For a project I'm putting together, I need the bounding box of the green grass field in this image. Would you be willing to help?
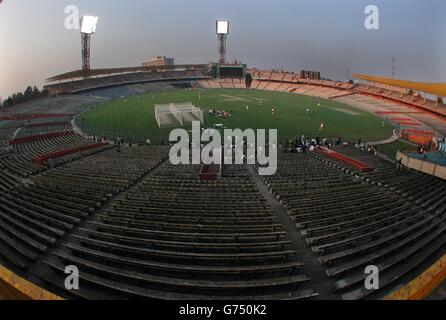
[376,140,417,159]
[77,88,394,146]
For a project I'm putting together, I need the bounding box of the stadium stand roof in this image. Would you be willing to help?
[353,74,446,97]
[46,64,209,82]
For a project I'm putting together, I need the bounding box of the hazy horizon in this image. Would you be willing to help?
[1,0,445,100]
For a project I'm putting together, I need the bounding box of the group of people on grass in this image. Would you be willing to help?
[208,108,233,119]
[283,135,338,153]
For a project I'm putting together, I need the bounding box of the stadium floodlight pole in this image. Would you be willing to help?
[80,16,99,74]
[216,20,229,64]
[81,33,91,71]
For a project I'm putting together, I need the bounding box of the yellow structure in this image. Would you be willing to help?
[0,266,62,300]
[352,74,446,97]
[386,254,446,300]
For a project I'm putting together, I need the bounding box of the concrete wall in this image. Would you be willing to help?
[397,151,446,181]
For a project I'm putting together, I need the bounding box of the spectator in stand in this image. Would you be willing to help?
[322,138,328,147]
[397,157,403,170]
[47,158,54,170]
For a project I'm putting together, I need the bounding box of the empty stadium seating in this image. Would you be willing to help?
[354,84,445,117]
[2,70,446,301]
[33,163,317,300]
[0,146,169,271]
[45,70,211,94]
[247,71,355,100]
[262,150,446,300]
[0,138,439,300]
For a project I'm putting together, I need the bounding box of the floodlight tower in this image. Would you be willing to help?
[216,20,229,64]
[80,16,99,72]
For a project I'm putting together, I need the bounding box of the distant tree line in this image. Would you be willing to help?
[0,86,48,108]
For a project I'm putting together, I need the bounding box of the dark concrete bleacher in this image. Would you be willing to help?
[1,99,446,299]
[34,163,317,300]
[262,150,446,299]
[0,146,169,276]
[2,132,446,299]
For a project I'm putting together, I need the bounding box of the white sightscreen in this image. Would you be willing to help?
[169,104,184,126]
[155,103,203,128]
[216,20,229,34]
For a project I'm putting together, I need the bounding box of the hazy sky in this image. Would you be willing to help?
[0,0,445,99]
